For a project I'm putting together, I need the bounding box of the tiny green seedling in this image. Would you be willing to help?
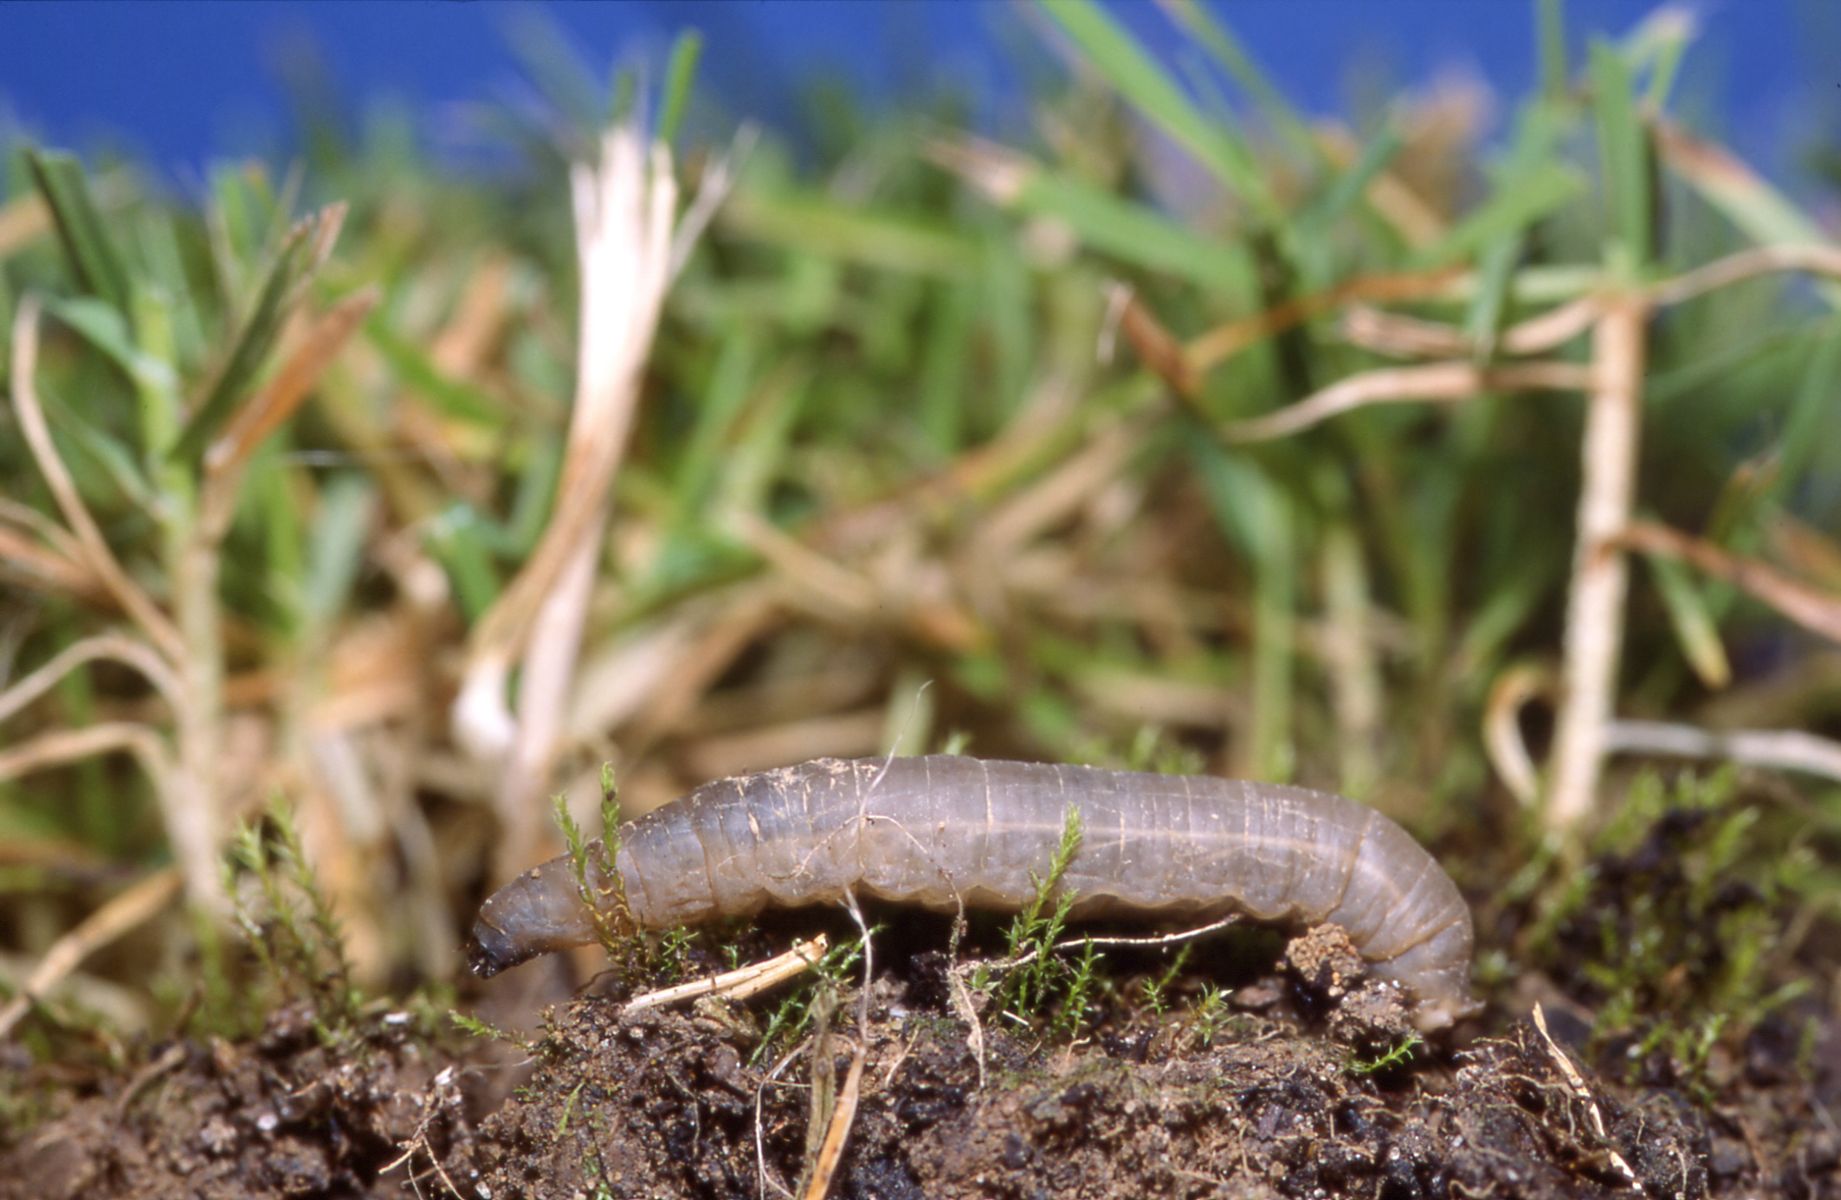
[556,1078,588,1137]
[553,762,630,958]
[450,1011,534,1053]
[1049,937,1102,1042]
[971,804,1093,1036]
[1349,1032,1422,1075]
[1187,982,1235,1048]
[222,801,362,1045]
[1139,943,1194,1018]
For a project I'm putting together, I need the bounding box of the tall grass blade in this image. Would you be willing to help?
[1155,0,1317,163]
[1645,551,1732,688]
[26,150,133,317]
[658,30,704,146]
[1536,0,1568,100]
[1037,0,1274,218]
[173,205,344,463]
[1589,40,1651,272]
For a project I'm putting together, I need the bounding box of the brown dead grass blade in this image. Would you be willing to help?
[0,867,183,1040]
[1616,520,1841,647]
[204,287,381,494]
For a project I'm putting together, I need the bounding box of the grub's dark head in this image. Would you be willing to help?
[465,915,525,978]
[465,854,607,977]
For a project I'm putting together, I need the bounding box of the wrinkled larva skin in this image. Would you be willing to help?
[468,756,1477,1031]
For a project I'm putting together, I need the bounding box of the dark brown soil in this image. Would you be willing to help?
[5,934,1835,1200]
[5,784,1836,1200]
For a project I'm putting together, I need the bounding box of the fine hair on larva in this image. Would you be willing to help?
[467,755,1478,1031]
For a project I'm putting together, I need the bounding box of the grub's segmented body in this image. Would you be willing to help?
[468,756,1476,1029]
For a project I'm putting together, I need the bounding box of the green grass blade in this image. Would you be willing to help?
[427,504,504,623]
[505,435,566,557]
[1633,12,1691,110]
[1668,144,1827,249]
[1645,325,1810,406]
[723,190,978,278]
[1464,234,1522,361]
[609,64,639,127]
[1772,317,1841,502]
[172,213,329,464]
[1298,122,1402,238]
[42,295,176,397]
[1010,166,1257,293]
[205,162,285,301]
[252,456,304,631]
[27,149,133,316]
[37,381,157,511]
[1037,0,1274,218]
[302,475,375,632]
[135,214,208,367]
[674,328,760,515]
[1417,162,1583,266]
[979,228,1032,427]
[658,29,704,146]
[1155,0,1319,164]
[1413,98,1571,272]
[1644,550,1731,689]
[364,314,504,426]
[1589,39,1651,272]
[1189,437,1296,780]
[0,274,12,390]
[919,280,977,454]
[1454,561,1547,679]
[712,365,807,519]
[505,10,606,132]
[1536,0,1568,100]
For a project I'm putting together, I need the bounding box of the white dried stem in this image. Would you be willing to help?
[1224,360,1592,443]
[1547,296,1648,832]
[456,124,691,878]
[1482,664,1553,808]
[626,935,830,1012]
[0,522,101,599]
[0,720,200,901]
[669,123,755,281]
[1646,243,1841,308]
[0,631,184,726]
[1606,720,1841,783]
[0,721,172,788]
[0,496,96,583]
[1341,295,1601,359]
[10,298,184,662]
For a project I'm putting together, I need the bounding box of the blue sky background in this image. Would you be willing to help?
[0,2,1832,183]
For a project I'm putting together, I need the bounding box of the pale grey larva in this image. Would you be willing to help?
[467,756,1476,1030]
